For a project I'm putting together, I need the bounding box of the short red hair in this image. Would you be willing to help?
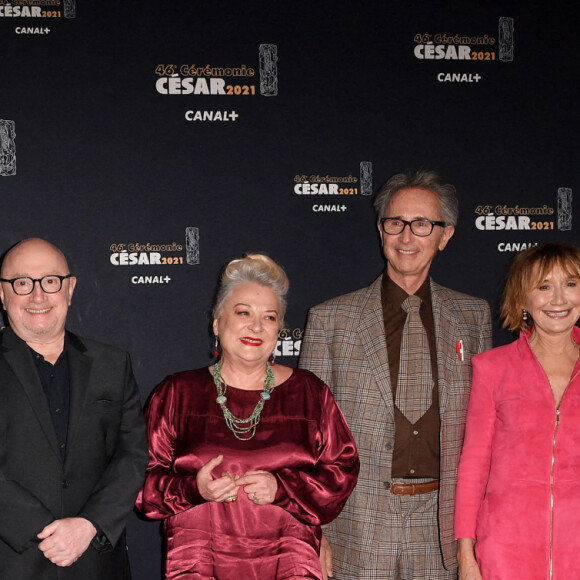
[500,242,580,334]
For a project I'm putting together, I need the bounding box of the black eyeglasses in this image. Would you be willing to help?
[0,274,72,295]
[379,218,447,237]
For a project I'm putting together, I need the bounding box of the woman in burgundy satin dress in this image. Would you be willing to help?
[137,254,359,579]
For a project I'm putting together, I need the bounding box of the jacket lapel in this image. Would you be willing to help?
[357,276,395,413]
[431,280,459,415]
[1,328,62,459]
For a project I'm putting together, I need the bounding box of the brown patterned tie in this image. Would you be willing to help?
[396,295,434,424]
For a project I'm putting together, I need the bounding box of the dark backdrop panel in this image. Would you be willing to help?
[0,2,577,578]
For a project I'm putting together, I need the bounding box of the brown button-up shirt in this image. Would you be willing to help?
[381,274,440,479]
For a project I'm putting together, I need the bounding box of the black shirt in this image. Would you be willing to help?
[31,345,70,460]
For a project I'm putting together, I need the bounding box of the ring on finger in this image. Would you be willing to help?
[225,495,238,503]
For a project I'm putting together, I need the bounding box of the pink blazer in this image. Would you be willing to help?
[455,326,580,579]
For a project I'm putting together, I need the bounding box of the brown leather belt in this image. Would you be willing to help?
[390,480,439,495]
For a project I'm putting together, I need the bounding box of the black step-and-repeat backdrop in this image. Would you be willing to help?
[1,2,576,577]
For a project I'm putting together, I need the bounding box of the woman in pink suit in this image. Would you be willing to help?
[455,242,580,580]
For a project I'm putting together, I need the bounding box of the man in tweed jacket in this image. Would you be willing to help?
[300,171,492,579]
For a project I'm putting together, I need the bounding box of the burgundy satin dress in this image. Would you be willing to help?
[137,367,359,580]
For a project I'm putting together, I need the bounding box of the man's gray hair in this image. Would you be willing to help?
[373,170,459,226]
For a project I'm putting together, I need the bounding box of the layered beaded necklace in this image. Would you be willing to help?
[212,360,276,441]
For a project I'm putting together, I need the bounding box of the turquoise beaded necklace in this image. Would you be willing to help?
[212,360,276,441]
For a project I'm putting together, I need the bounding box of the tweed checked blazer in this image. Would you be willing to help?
[299,275,492,575]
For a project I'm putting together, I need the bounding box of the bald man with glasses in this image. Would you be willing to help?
[0,238,148,580]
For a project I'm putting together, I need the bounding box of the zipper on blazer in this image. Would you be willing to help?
[549,408,559,580]
[548,369,579,580]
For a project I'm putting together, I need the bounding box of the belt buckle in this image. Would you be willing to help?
[390,481,410,495]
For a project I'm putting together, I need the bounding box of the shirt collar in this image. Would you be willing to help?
[382,271,432,311]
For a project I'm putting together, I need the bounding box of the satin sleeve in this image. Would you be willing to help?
[454,355,496,539]
[136,377,203,519]
[273,383,359,526]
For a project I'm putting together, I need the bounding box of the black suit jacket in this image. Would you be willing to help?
[0,327,148,580]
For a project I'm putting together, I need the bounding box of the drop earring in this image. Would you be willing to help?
[522,309,528,322]
[213,336,219,357]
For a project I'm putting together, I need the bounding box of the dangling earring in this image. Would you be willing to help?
[522,309,528,322]
[213,336,219,357]
[270,351,276,366]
